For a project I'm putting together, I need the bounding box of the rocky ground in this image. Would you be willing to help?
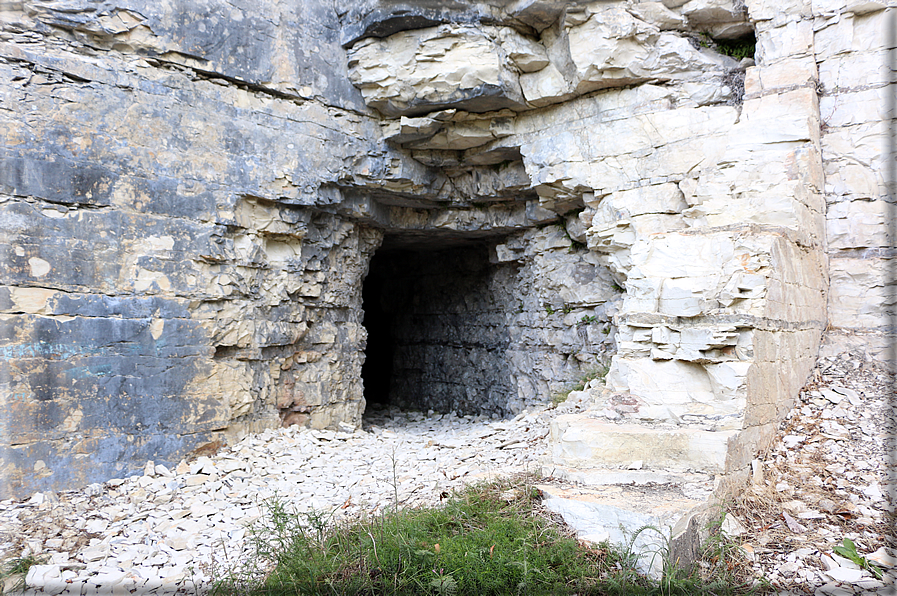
[0,351,894,595]
[0,407,556,594]
[727,350,896,595]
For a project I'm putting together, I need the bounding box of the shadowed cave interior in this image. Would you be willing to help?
[361,234,519,418]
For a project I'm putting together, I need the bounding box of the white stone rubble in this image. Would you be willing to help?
[0,349,892,594]
[0,407,554,594]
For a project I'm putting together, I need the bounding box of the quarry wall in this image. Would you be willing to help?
[0,0,892,498]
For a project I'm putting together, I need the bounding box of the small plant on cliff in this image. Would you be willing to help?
[551,364,610,407]
[696,31,756,60]
[715,38,756,60]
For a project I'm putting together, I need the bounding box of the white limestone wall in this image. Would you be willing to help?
[811,2,895,358]
[527,13,828,471]
[344,0,838,476]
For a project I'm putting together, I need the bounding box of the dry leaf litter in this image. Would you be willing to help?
[727,350,895,594]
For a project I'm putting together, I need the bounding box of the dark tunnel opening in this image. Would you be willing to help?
[360,235,518,418]
[360,252,394,410]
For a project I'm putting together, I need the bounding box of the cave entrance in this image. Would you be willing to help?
[361,235,517,418]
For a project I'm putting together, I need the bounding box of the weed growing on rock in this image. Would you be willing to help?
[698,509,763,589]
[714,38,756,61]
[695,32,756,60]
[551,365,610,406]
[833,538,883,579]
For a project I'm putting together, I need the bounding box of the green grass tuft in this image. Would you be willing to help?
[0,554,44,593]
[698,32,756,60]
[715,39,755,60]
[213,476,765,596]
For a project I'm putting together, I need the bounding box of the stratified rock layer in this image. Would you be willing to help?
[0,0,891,498]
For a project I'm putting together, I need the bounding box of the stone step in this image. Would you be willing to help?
[535,481,711,578]
[542,413,727,577]
[541,464,716,500]
[549,413,738,474]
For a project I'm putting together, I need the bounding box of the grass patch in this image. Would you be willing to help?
[0,554,43,593]
[213,476,764,596]
[715,39,755,60]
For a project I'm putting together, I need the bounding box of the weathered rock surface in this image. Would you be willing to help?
[347,24,528,116]
[0,0,891,504]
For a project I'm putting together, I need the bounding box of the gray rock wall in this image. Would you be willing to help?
[0,0,404,497]
[0,0,890,497]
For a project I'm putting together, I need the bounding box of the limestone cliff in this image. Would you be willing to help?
[0,0,891,498]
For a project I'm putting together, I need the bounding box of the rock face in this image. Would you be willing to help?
[0,0,890,498]
[347,24,529,116]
